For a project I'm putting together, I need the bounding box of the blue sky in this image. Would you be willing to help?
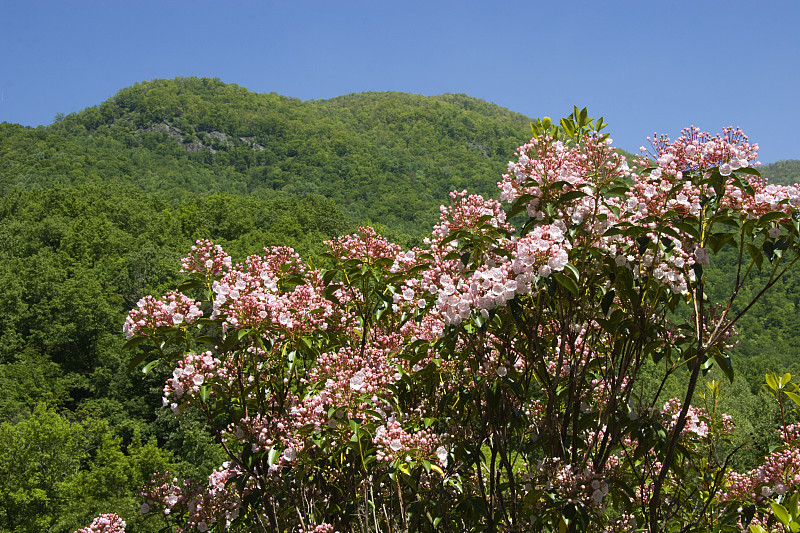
[1,1,799,163]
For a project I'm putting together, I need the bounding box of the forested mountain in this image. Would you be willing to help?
[760,158,800,185]
[2,77,535,234]
[0,77,798,531]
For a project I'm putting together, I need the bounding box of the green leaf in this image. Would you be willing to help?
[267,447,280,467]
[122,335,149,351]
[559,190,589,204]
[141,359,160,376]
[553,272,579,296]
[606,185,630,196]
[746,243,764,270]
[788,493,799,520]
[735,167,761,176]
[759,211,788,226]
[127,349,152,372]
[176,278,202,292]
[785,390,800,408]
[601,290,615,316]
[674,221,701,241]
[771,501,791,525]
[741,504,756,528]
[563,262,580,281]
[713,352,735,384]
[707,232,734,254]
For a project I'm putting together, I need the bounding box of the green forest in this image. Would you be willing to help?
[1,77,799,532]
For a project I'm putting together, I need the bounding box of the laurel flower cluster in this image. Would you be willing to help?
[180,239,232,275]
[661,398,733,439]
[211,263,336,335]
[73,514,126,533]
[723,444,800,503]
[138,470,240,532]
[431,190,511,240]
[300,525,337,533]
[123,291,202,340]
[373,419,441,464]
[325,226,401,264]
[162,351,224,413]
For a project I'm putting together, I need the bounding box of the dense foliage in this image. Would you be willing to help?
[114,110,800,531]
[0,77,799,531]
[760,160,800,187]
[2,77,535,234]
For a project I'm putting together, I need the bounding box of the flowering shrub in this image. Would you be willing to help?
[107,108,800,532]
[73,513,126,533]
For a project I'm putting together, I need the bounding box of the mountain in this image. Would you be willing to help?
[760,159,800,185]
[2,77,535,235]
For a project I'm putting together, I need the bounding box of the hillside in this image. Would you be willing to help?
[760,158,800,185]
[1,77,534,235]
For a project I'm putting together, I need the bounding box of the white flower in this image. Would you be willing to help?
[140,503,150,514]
[719,163,732,176]
[436,446,448,467]
[283,447,296,461]
[694,246,710,267]
[390,439,402,452]
[349,370,366,391]
[496,366,508,377]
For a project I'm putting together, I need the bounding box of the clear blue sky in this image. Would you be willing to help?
[2,0,799,163]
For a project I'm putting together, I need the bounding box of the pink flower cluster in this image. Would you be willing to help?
[180,239,233,275]
[637,126,800,229]
[139,469,241,532]
[431,190,511,240]
[210,254,338,335]
[373,419,440,464]
[300,524,337,533]
[73,514,126,533]
[325,226,401,264]
[228,412,292,455]
[297,343,398,430]
[123,291,202,340]
[520,458,612,511]
[163,351,230,413]
[643,126,758,175]
[660,398,734,439]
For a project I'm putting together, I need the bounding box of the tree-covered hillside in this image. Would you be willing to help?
[2,77,535,234]
[760,158,800,185]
